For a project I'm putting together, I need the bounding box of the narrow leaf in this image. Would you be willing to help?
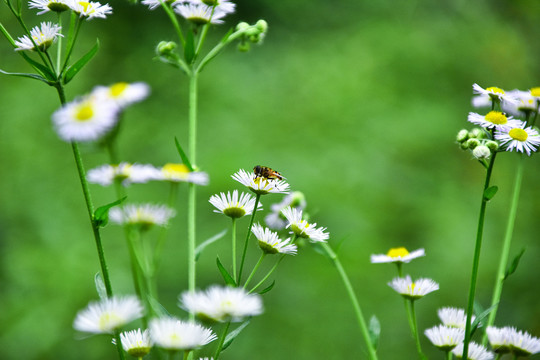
[197,28,234,73]
[174,137,194,171]
[195,229,227,261]
[19,52,57,82]
[368,315,381,349]
[184,30,195,64]
[147,296,172,317]
[94,196,127,227]
[471,302,497,335]
[0,69,50,84]
[222,320,250,351]
[483,186,498,201]
[504,248,526,280]
[216,256,236,286]
[63,39,99,84]
[94,272,107,300]
[258,280,275,294]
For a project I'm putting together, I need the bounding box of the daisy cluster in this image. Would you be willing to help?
[486,326,540,357]
[52,82,150,143]
[142,0,235,25]
[424,307,473,353]
[458,84,540,159]
[28,0,112,18]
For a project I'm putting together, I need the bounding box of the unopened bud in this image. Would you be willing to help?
[473,145,491,159]
[255,19,268,33]
[485,140,499,152]
[466,138,480,150]
[236,22,250,32]
[156,41,177,55]
[289,191,307,208]
[469,128,485,139]
[456,129,469,143]
[237,41,250,52]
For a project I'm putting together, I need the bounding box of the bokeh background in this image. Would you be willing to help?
[1,0,540,359]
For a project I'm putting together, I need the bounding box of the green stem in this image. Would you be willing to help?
[187,72,198,308]
[160,1,185,46]
[248,254,284,294]
[237,194,261,284]
[243,253,265,289]
[409,300,426,360]
[56,13,63,71]
[462,152,497,358]
[483,155,524,345]
[213,321,231,360]
[113,331,126,360]
[231,218,237,280]
[321,243,378,360]
[60,16,83,76]
[446,350,452,360]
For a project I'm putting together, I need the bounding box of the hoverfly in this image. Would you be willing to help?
[253,165,284,180]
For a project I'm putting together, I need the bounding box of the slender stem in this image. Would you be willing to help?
[248,254,285,294]
[60,16,83,76]
[483,155,524,345]
[160,1,185,46]
[56,13,63,71]
[243,253,265,289]
[321,243,378,360]
[187,72,198,307]
[446,350,452,360]
[403,298,416,336]
[462,152,497,358]
[231,218,237,280]
[195,28,247,74]
[237,194,261,284]
[113,332,126,360]
[409,300,426,360]
[213,321,231,360]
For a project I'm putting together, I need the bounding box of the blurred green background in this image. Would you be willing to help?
[1,0,540,359]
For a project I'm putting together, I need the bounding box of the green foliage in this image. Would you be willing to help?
[504,248,526,280]
[63,39,100,85]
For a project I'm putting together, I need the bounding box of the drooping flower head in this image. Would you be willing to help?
[155,163,209,185]
[119,329,153,358]
[467,111,521,132]
[472,84,517,106]
[265,191,306,230]
[487,326,540,357]
[388,275,439,300]
[370,247,425,264]
[232,168,290,195]
[424,325,465,351]
[92,82,150,109]
[29,0,74,14]
[179,285,263,323]
[251,223,297,255]
[438,307,474,330]
[71,0,112,19]
[281,206,329,242]
[149,317,216,351]
[209,190,262,218]
[52,95,119,142]
[173,2,228,24]
[109,203,176,230]
[452,342,494,360]
[495,124,540,156]
[73,296,144,334]
[88,163,159,187]
[14,22,63,52]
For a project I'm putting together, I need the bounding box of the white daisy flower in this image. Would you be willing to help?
[119,329,153,358]
[265,192,306,230]
[370,247,425,264]
[141,0,175,9]
[92,82,150,109]
[424,325,465,351]
[486,326,513,354]
[72,0,112,19]
[509,328,540,357]
[281,206,329,243]
[252,223,297,255]
[154,163,209,185]
[149,317,216,351]
[495,124,540,156]
[109,203,176,229]
[88,163,159,187]
[452,342,494,360]
[502,89,538,117]
[467,111,521,131]
[14,22,63,52]
[173,2,228,24]
[73,296,143,334]
[438,307,474,330]
[232,169,290,195]
[388,275,439,300]
[209,190,262,218]
[51,96,119,142]
[183,0,235,14]
[29,0,73,14]
[179,285,263,323]
[473,83,517,105]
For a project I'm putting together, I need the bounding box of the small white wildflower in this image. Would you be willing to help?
[438,307,474,330]
[388,275,439,300]
[232,169,290,195]
[72,0,112,19]
[149,317,216,351]
[252,223,297,255]
[14,22,63,52]
[472,84,517,105]
[92,82,150,109]
[495,124,540,156]
[424,325,465,351]
[87,163,159,186]
[173,2,228,24]
[209,190,262,218]
[29,0,74,14]
[281,206,329,242]
[467,111,521,132]
[119,329,153,357]
[452,342,494,360]
[155,163,209,185]
[73,296,143,334]
[109,204,176,229]
[370,247,425,264]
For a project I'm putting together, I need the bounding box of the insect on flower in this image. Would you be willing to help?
[253,165,284,180]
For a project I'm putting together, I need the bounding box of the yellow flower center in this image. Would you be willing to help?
[410,283,416,292]
[509,128,528,142]
[75,102,94,121]
[530,87,540,97]
[485,111,507,125]
[110,82,128,98]
[386,247,409,258]
[163,163,189,174]
[98,311,121,331]
[486,86,505,95]
[78,1,90,11]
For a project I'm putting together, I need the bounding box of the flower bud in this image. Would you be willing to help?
[466,138,480,150]
[237,41,250,52]
[469,128,485,139]
[473,145,491,159]
[289,191,307,208]
[255,20,268,33]
[236,22,250,32]
[156,41,177,55]
[456,129,469,143]
[485,140,499,152]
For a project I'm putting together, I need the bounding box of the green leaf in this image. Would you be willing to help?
[222,320,250,351]
[94,272,107,300]
[94,196,127,227]
[174,137,194,171]
[184,30,195,64]
[504,248,526,280]
[258,280,275,294]
[197,28,234,73]
[216,256,236,286]
[483,186,498,201]
[0,68,51,84]
[368,315,381,349]
[19,52,57,82]
[147,296,172,317]
[63,39,99,85]
[471,302,497,336]
[195,229,227,261]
